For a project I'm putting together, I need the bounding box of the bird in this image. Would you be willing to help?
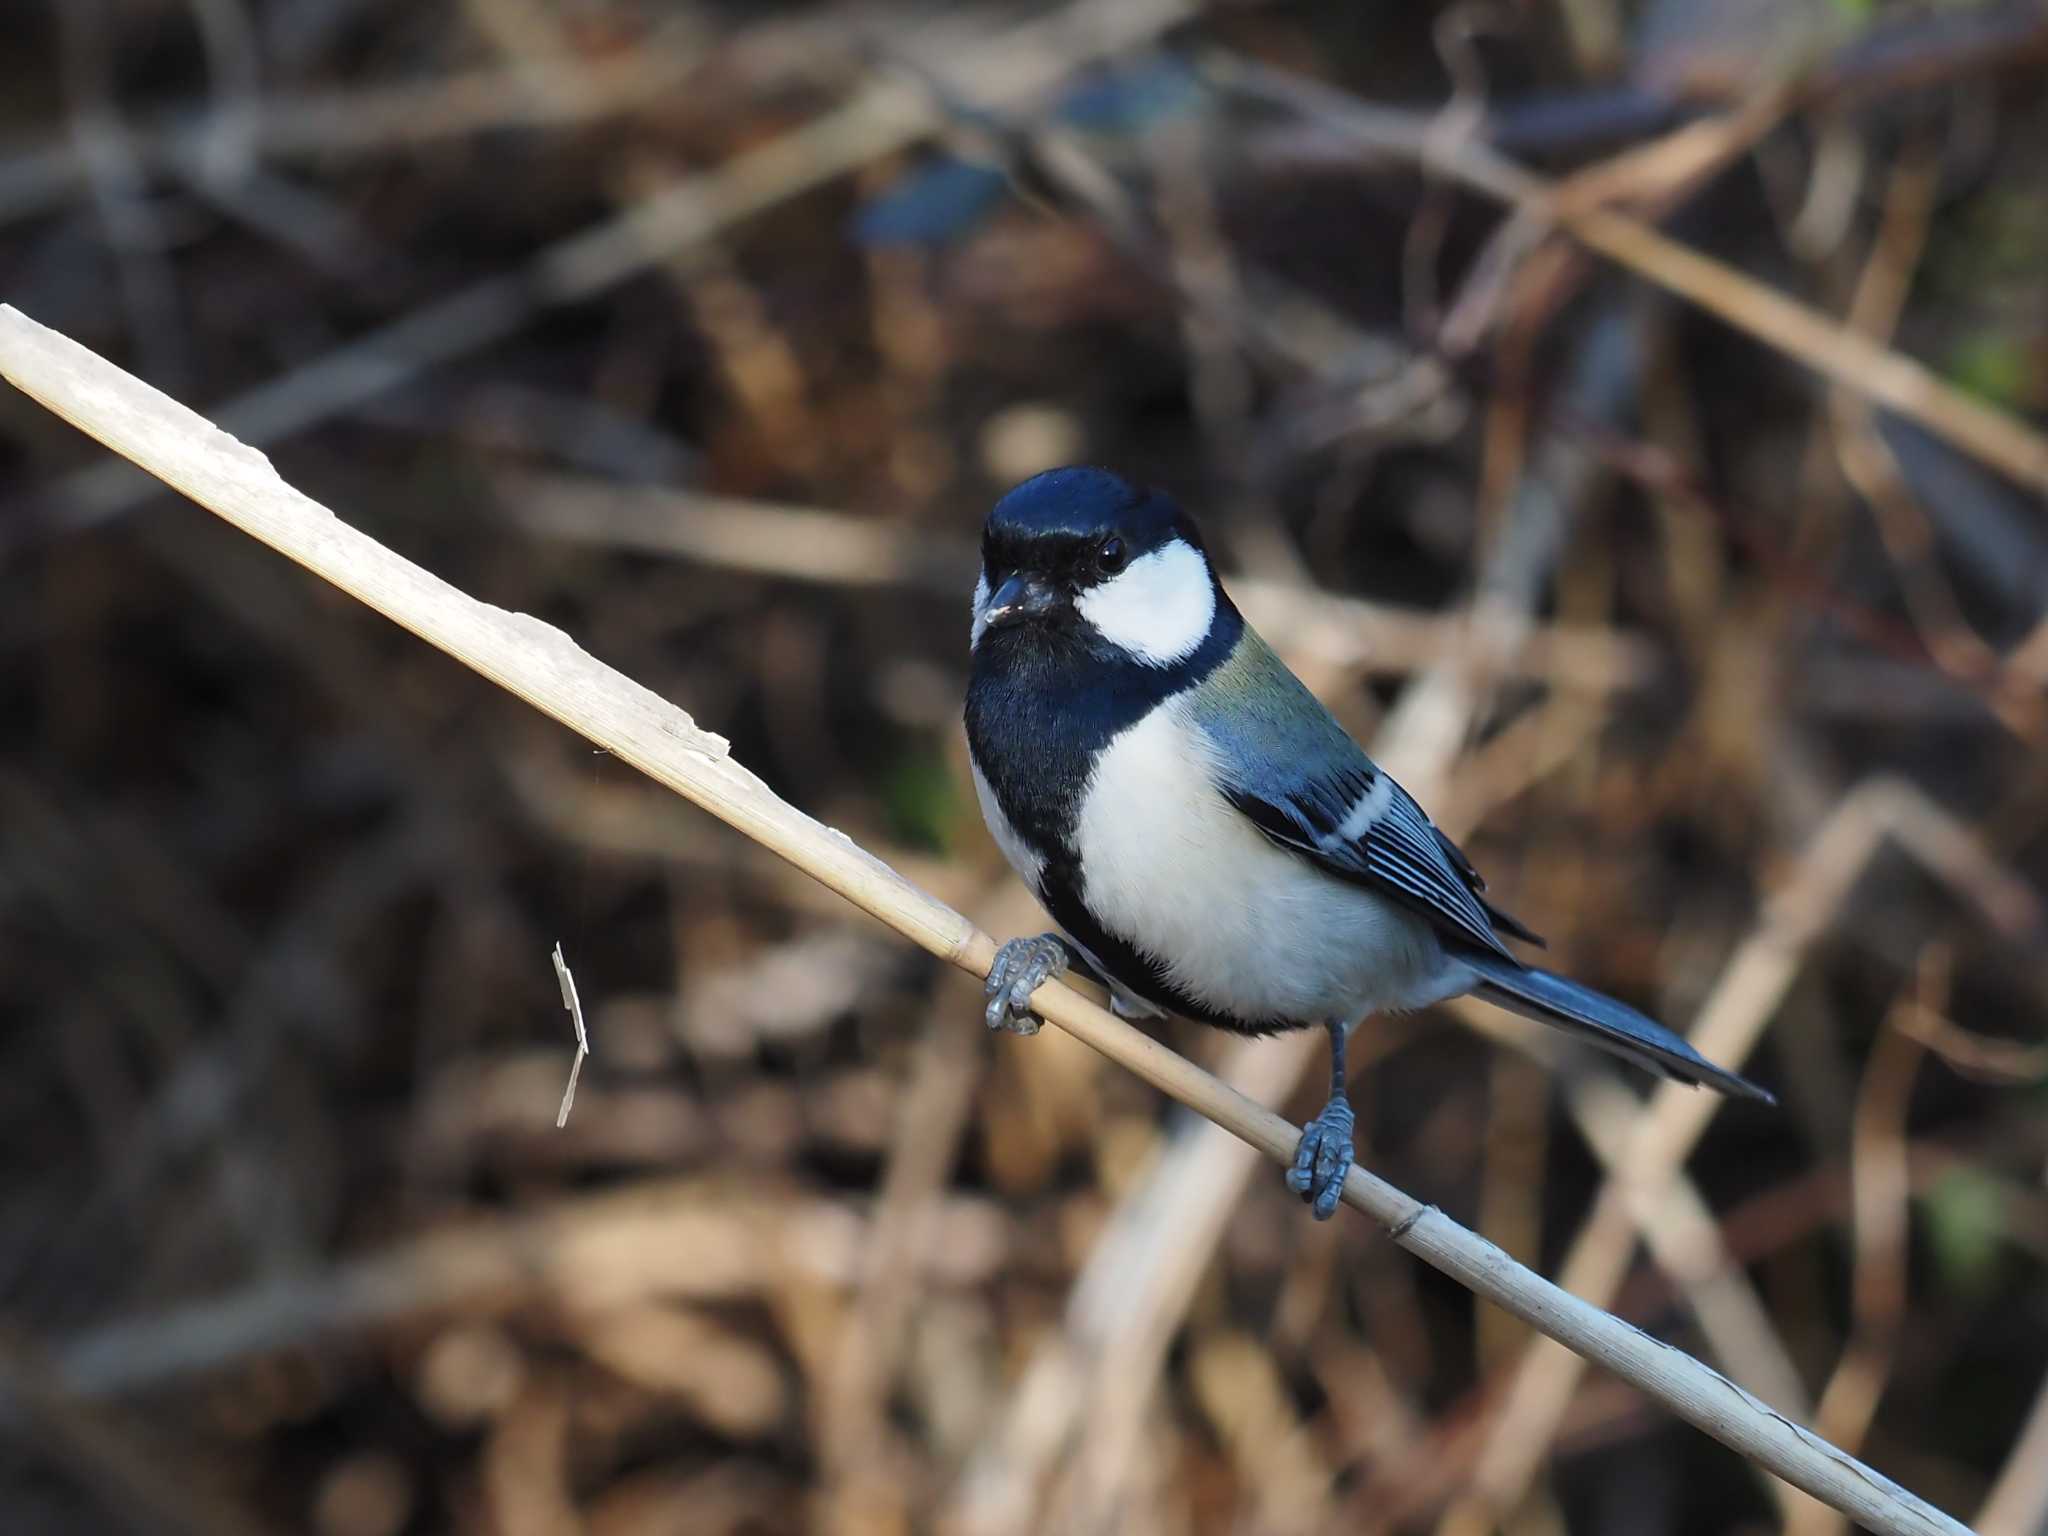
[963,466,1772,1219]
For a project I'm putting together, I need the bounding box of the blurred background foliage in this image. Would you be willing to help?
[2,1,2047,1534]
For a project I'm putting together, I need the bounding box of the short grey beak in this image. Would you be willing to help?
[981,573,1059,627]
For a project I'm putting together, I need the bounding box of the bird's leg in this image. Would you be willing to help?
[1286,1018,1356,1220]
[984,933,1070,1035]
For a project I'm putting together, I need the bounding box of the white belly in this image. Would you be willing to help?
[1073,702,1467,1026]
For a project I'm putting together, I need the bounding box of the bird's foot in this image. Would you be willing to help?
[1286,1093,1356,1220]
[984,934,1068,1036]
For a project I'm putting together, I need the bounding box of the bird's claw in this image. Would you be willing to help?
[984,934,1068,1036]
[1286,1093,1356,1221]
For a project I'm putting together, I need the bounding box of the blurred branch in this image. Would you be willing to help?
[500,470,1660,691]
[0,305,1979,1536]
[1212,54,2048,495]
[40,1176,1010,1403]
[878,36,1453,450]
[1440,78,1793,363]
[0,13,711,226]
[1565,409,2041,736]
[0,1332,279,1536]
[1487,0,2048,155]
[1828,143,2043,738]
[1978,1362,2048,1536]
[1892,1002,2048,1085]
[28,0,1204,539]
[1564,1071,1814,1416]
[816,966,990,1524]
[57,0,190,387]
[1783,972,1930,1536]
[1441,775,2043,1530]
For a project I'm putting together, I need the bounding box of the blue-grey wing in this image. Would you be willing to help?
[1186,629,1541,958]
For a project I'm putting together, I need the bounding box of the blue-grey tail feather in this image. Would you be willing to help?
[1459,951,1775,1104]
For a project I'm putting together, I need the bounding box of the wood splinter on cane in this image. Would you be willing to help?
[551,942,589,1129]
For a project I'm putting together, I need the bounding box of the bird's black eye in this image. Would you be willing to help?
[1096,536,1128,575]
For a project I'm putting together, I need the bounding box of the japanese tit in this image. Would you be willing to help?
[963,466,1770,1219]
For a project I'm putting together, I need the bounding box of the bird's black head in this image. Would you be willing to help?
[972,467,1223,669]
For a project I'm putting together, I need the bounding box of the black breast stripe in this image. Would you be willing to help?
[965,601,1279,1031]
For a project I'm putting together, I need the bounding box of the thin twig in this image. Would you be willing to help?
[0,304,1976,1536]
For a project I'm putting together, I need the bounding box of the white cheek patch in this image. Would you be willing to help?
[1074,539,1215,667]
[970,571,992,649]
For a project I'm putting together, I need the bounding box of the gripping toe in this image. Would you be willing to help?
[984,934,1068,1036]
[1287,1094,1356,1220]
